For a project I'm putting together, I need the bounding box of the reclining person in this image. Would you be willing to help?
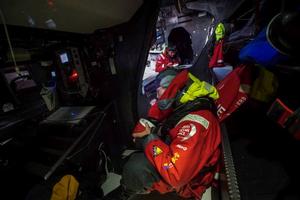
[105,69,221,200]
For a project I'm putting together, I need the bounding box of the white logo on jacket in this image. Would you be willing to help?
[176,144,188,151]
[177,123,197,141]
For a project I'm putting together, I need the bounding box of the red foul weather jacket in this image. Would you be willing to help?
[208,39,224,68]
[143,70,221,199]
[155,52,181,73]
[144,110,221,199]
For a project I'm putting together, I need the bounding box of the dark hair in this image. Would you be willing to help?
[167,43,177,51]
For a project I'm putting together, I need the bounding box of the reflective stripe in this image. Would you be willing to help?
[203,82,213,92]
[176,114,209,129]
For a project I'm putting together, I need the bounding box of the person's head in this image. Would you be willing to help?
[155,69,219,109]
[155,68,178,99]
[166,44,177,58]
[150,69,219,121]
[156,86,166,99]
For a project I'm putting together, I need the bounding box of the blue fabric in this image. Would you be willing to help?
[212,65,233,81]
[239,28,287,67]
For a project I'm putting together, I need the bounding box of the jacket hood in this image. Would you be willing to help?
[148,70,219,121]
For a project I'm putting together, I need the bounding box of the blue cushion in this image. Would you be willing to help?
[239,28,287,67]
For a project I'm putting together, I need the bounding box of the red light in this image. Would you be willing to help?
[69,69,79,82]
[48,0,54,8]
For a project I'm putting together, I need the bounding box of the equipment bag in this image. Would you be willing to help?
[50,175,79,200]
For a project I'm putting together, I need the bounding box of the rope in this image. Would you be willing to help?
[0,8,20,74]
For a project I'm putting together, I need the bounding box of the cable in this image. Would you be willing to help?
[0,8,20,74]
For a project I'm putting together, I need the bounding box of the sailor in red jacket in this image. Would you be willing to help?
[155,44,181,73]
[104,69,221,200]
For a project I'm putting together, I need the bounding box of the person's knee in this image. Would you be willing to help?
[121,153,160,191]
[122,153,149,178]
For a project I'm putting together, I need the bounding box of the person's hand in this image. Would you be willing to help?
[149,98,157,106]
[132,123,151,139]
[170,63,179,67]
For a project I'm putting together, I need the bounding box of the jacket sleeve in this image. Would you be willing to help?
[143,113,221,188]
[155,54,166,73]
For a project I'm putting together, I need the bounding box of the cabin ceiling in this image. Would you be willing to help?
[0,0,143,33]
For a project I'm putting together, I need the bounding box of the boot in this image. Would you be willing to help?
[102,185,135,200]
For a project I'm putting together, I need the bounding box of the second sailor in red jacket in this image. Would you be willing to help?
[155,44,181,73]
